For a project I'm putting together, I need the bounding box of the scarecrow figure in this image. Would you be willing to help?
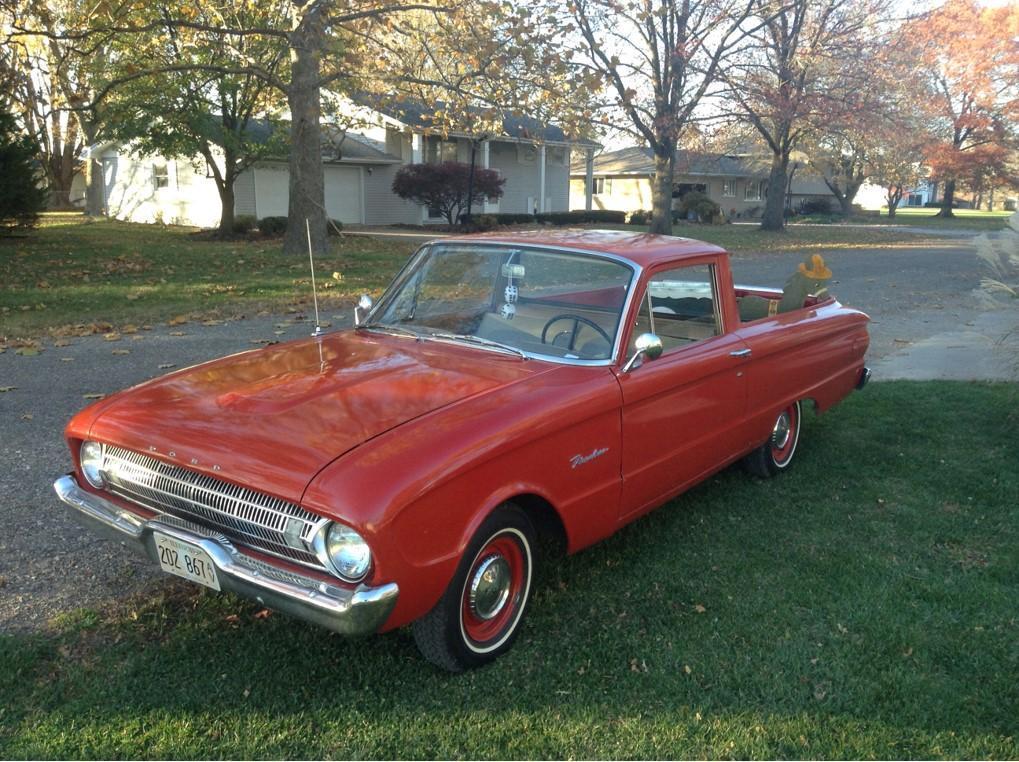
[738,254,833,321]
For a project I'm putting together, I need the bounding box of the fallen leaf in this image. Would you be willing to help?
[103,332,121,342]
[683,664,692,675]
[169,331,186,337]
[53,338,70,347]
[21,413,33,420]
[158,363,176,369]
[201,319,224,326]
[111,349,130,355]
[168,315,188,326]
[243,687,251,699]
[0,386,15,393]
[693,604,706,614]
[224,614,240,624]
[15,347,40,356]
[60,357,74,362]
[122,324,138,334]
[83,393,105,399]
[253,608,272,620]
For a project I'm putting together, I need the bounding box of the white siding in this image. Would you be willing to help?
[101,150,223,228]
[489,141,541,215]
[253,161,363,223]
[234,170,257,217]
[364,164,421,225]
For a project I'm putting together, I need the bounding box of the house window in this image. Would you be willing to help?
[516,143,538,165]
[744,180,763,201]
[426,138,458,164]
[153,162,169,189]
[593,177,611,195]
[722,179,736,197]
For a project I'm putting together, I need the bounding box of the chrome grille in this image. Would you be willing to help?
[101,445,326,570]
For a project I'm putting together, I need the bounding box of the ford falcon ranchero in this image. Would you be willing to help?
[55,230,870,671]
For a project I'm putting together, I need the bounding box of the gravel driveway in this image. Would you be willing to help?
[1,230,1014,633]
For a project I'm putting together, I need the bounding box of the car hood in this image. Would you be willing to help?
[87,330,549,503]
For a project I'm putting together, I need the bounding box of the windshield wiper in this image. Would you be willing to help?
[358,322,423,340]
[432,332,528,360]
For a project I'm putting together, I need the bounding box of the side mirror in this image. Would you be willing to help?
[354,294,373,327]
[622,333,663,373]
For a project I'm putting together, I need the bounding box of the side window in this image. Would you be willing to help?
[630,264,721,354]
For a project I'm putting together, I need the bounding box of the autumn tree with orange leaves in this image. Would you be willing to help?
[905,0,1019,218]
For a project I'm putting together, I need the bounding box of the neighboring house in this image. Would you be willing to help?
[570,146,876,218]
[96,102,596,228]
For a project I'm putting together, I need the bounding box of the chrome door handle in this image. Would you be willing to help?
[730,348,752,358]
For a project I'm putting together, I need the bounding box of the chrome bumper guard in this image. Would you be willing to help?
[857,366,872,390]
[53,475,398,636]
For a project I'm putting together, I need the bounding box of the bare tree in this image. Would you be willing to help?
[722,0,890,230]
[556,0,762,235]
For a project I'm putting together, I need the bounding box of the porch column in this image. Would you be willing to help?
[584,148,594,211]
[481,140,497,213]
[539,143,546,214]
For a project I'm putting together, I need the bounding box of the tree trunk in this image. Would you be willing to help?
[217,183,236,236]
[760,152,788,231]
[937,179,956,218]
[282,4,327,256]
[84,155,105,216]
[649,150,674,235]
[987,188,994,211]
[837,192,853,217]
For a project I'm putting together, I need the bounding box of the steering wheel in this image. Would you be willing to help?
[540,314,613,351]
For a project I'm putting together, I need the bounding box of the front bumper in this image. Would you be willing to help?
[53,475,398,636]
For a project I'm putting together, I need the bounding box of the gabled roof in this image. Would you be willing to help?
[570,146,771,178]
[355,95,599,148]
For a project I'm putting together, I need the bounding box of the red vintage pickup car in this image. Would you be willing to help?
[55,230,869,671]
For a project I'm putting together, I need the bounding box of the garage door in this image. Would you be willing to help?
[253,163,363,224]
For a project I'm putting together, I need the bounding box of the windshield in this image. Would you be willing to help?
[370,243,635,361]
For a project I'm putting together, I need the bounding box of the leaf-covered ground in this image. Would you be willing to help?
[2,381,1017,758]
[2,213,956,339]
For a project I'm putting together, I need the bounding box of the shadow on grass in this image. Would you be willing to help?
[2,382,1018,758]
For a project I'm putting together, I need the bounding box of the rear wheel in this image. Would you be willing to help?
[412,504,536,672]
[743,400,802,478]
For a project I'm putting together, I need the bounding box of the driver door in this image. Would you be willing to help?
[615,260,749,519]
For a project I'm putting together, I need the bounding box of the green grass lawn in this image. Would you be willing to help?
[2,381,1017,758]
[2,213,965,340]
[795,208,1011,231]
[0,214,417,340]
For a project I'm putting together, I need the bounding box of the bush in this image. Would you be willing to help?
[535,209,627,225]
[258,216,288,235]
[392,162,505,226]
[677,191,721,223]
[327,218,344,236]
[0,111,47,234]
[799,198,833,215]
[490,213,535,225]
[628,209,650,225]
[232,215,257,234]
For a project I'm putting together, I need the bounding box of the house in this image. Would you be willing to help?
[96,103,597,228]
[570,146,866,218]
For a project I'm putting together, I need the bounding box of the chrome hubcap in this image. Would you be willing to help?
[772,412,791,449]
[468,554,511,620]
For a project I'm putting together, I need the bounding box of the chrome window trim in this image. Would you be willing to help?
[367,241,644,367]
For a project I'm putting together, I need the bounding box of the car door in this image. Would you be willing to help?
[615,260,750,520]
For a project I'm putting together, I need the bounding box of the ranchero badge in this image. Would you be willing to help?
[570,447,609,469]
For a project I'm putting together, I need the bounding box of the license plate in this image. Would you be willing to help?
[154,532,220,591]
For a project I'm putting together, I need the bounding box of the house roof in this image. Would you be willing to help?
[355,96,599,148]
[570,146,771,178]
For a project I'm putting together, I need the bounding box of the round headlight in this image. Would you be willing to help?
[322,522,371,582]
[79,440,105,489]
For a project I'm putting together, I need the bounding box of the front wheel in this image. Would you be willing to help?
[743,400,802,478]
[412,504,537,672]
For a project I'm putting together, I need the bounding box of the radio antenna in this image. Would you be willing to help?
[305,218,322,337]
